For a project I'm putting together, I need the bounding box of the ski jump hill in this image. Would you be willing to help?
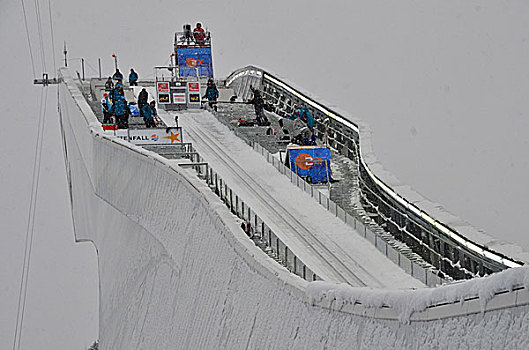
[59,64,529,348]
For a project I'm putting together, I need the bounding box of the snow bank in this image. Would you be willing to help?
[59,69,529,348]
[307,265,529,323]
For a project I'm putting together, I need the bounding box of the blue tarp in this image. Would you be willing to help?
[129,104,140,117]
[288,146,332,183]
[177,47,214,78]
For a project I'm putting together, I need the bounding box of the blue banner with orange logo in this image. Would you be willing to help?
[177,47,213,78]
[287,146,332,183]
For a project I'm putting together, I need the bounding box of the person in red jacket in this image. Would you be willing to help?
[193,22,206,45]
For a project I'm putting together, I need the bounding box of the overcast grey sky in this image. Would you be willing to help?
[2,0,529,348]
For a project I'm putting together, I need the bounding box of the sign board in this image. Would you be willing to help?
[177,47,214,78]
[187,82,200,92]
[172,92,186,104]
[157,82,171,104]
[187,81,201,107]
[287,146,332,183]
[103,127,183,145]
[157,82,170,93]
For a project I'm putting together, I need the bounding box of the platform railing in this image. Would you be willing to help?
[225,66,525,281]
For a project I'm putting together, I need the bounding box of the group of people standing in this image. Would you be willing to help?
[101,68,157,129]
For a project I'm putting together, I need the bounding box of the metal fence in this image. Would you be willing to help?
[178,144,320,283]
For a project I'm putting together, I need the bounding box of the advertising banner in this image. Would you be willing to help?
[287,146,332,183]
[157,82,170,104]
[172,92,186,104]
[177,47,213,78]
[187,81,201,107]
[103,127,183,145]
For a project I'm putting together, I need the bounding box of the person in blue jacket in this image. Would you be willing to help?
[142,101,157,128]
[112,69,123,81]
[288,106,314,131]
[110,82,124,103]
[129,68,138,86]
[203,79,219,111]
[298,106,314,131]
[111,96,128,129]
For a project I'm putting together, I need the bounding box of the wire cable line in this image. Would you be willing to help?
[12,86,50,350]
[47,0,57,76]
[34,0,47,72]
[20,0,37,78]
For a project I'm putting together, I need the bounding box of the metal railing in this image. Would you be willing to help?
[248,140,441,286]
[172,143,320,283]
[225,66,525,282]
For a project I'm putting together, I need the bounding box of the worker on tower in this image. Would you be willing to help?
[193,22,206,45]
[112,69,123,81]
[246,87,270,126]
[101,93,112,123]
[129,68,138,86]
[203,78,219,111]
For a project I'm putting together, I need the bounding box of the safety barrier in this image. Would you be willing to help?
[225,66,526,281]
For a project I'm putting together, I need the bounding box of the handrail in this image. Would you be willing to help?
[225,65,526,280]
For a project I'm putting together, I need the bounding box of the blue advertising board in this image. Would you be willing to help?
[177,47,214,78]
[287,146,332,183]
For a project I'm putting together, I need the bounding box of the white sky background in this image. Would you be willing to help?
[2,0,529,348]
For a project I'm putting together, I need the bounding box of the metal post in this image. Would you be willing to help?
[171,52,176,79]
[98,58,102,79]
[112,53,118,70]
[325,159,331,192]
[63,42,67,67]
[81,58,85,80]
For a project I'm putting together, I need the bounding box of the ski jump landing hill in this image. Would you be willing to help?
[59,66,529,349]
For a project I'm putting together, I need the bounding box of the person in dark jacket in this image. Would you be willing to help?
[138,88,148,118]
[142,101,157,128]
[246,87,269,126]
[111,96,128,129]
[203,79,219,111]
[105,77,114,91]
[101,93,112,123]
[112,69,123,81]
[129,69,138,86]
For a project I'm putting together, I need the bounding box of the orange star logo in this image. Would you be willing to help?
[163,131,180,144]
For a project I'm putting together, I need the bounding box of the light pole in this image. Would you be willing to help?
[112,52,118,71]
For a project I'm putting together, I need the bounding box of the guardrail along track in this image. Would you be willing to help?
[225,66,525,281]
